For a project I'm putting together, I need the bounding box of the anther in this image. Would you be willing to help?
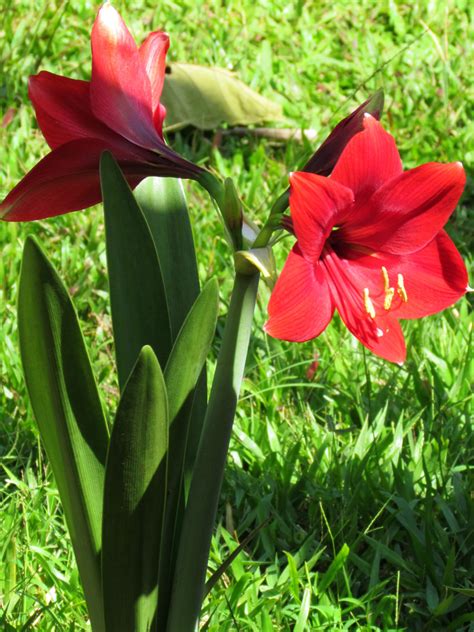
[363,288,376,319]
[384,287,395,310]
[397,273,408,302]
[381,266,390,292]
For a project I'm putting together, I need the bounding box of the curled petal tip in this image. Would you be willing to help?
[97,2,122,29]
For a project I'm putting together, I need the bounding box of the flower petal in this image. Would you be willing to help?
[265,245,334,342]
[342,311,406,363]
[90,3,160,150]
[0,139,150,221]
[339,232,468,319]
[394,231,468,318]
[139,31,169,134]
[343,162,466,254]
[320,247,406,363]
[331,115,402,201]
[303,90,384,176]
[289,172,354,260]
[29,71,128,149]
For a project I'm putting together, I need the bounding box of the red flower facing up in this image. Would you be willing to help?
[265,115,468,363]
[1,3,203,222]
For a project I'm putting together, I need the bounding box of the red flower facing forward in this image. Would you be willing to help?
[1,3,204,221]
[265,115,468,363]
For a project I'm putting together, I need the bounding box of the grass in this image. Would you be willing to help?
[1,0,473,630]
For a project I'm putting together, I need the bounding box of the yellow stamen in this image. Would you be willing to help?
[381,266,390,292]
[397,273,408,302]
[363,288,376,319]
[384,287,395,310]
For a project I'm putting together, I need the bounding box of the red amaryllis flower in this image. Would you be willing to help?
[265,115,468,363]
[1,3,204,221]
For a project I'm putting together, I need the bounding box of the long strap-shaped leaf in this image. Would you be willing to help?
[102,346,168,632]
[135,177,213,627]
[167,271,259,632]
[134,177,200,335]
[164,278,218,423]
[134,176,208,488]
[100,153,172,389]
[18,236,108,632]
[155,279,219,627]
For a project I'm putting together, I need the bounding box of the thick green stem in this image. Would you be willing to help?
[166,271,260,632]
[198,171,225,211]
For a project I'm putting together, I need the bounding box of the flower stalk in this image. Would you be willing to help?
[166,271,260,632]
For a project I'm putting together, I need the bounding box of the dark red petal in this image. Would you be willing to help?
[303,90,384,176]
[139,31,169,134]
[344,162,466,254]
[265,245,334,342]
[331,115,402,201]
[28,72,116,149]
[90,4,161,150]
[0,139,149,221]
[28,72,178,166]
[289,172,354,260]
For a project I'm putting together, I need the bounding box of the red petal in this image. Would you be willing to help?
[341,311,407,363]
[289,172,354,260]
[29,71,127,149]
[90,4,161,150]
[320,247,406,363]
[395,231,468,318]
[265,245,334,342]
[139,31,169,134]
[342,232,467,319]
[344,162,466,254]
[0,139,147,221]
[331,115,402,201]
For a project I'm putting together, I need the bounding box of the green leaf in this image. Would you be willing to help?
[102,346,168,632]
[135,174,208,496]
[154,279,219,628]
[133,177,200,337]
[100,153,172,389]
[317,544,350,594]
[164,278,219,424]
[18,236,108,632]
[162,63,283,131]
[204,518,270,598]
[294,587,311,632]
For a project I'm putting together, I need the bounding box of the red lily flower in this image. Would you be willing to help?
[265,115,468,363]
[1,3,204,222]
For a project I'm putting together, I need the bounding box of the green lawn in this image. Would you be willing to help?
[1,0,473,630]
